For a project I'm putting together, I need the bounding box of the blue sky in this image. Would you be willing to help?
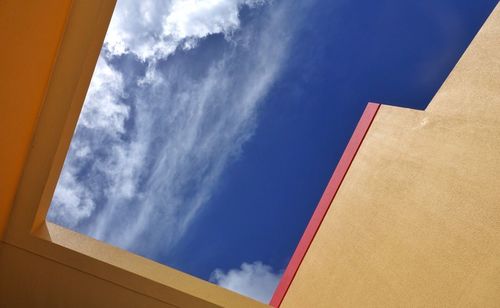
[48,0,498,303]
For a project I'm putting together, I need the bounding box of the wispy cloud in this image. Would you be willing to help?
[48,0,296,259]
[210,261,281,303]
[105,0,267,61]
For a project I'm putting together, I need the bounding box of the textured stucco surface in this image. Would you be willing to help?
[282,3,500,307]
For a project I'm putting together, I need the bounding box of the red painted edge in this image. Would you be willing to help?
[269,102,381,307]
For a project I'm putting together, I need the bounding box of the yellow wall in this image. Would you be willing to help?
[282,3,500,307]
[0,1,267,307]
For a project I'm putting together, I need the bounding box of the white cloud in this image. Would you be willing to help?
[210,262,281,303]
[48,0,296,258]
[105,0,267,61]
[78,56,129,135]
[47,57,129,226]
[164,0,263,40]
[48,162,96,228]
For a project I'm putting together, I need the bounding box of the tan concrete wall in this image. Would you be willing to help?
[282,3,500,307]
[0,242,175,308]
[426,2,500,120]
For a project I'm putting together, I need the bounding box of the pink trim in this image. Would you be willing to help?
[269,102,380,307]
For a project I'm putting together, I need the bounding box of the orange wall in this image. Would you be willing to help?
[281,3,500,307]
[0,0,72,238]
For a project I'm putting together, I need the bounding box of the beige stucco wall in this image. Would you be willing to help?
[0,241,175,308]
[282,3,500,307]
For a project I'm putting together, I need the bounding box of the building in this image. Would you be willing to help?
[1,1,499,307]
